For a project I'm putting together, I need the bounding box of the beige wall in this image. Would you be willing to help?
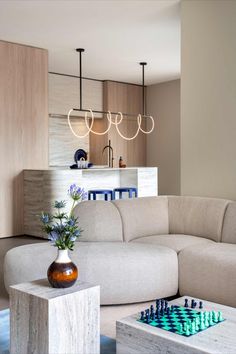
[146,80,180,195]
[181,0,236,199]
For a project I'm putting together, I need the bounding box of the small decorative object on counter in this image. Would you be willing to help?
[40,184,87,288]
[77,157,89,169]
[119,156,126,168]
[74,148,87,163]
[70,149,93,169]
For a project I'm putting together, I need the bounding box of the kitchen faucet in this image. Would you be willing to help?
[102,140,114,168]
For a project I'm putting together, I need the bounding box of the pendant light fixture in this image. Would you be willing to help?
[67,48,154,140]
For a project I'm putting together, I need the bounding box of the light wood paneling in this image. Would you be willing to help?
[104,81,128,167]
[100,81,146,167]
[0,41,48,238]
[89,117,108,165]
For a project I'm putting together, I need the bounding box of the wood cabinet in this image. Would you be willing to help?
[90,81,146,167]
[0,41,48,237]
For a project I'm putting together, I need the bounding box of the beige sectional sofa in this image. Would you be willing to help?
[4,196,236,307]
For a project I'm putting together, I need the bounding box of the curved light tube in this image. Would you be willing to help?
[85,110,112,135]
[67,108,155,139]
[115,112,141,141]
[109,113,123,125]
[67,109,94,138]
[114,113,155,140]
[139,114,155,134]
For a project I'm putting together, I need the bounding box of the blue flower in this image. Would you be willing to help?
[73,229,81,237]
[54,222,65,234]
[40,186,84,250]
[48,231,59,242]
[67,218,76,227]
[68,184,87,201]
[54,200,66,209]
[40,212,50,224]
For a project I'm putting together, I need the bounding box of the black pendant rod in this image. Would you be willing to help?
[73,49,149,118]
[139,62,147,115]
[71,108,150,118]
[76,48,85,110]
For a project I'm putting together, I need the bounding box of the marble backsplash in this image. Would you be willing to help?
[49,114,89,167]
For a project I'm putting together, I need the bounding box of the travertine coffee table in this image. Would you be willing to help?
[10,279,100,354]
[116,296,236,354]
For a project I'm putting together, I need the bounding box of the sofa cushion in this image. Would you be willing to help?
[4,242,178,305]
[73,200,123,242]
[221,202,236,244]
[132,234,214,253]
[168,196,230,242]
[179,243,236,307]
[113,197,169,242]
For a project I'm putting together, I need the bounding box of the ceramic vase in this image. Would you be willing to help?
[47,249,78,288]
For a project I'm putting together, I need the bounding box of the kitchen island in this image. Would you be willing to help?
[24,167,158,237]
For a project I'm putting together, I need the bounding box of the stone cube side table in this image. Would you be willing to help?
[10,279,100,354]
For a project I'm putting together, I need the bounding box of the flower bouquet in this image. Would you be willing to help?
[40,184,87,288]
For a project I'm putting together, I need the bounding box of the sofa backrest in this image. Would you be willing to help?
[73,200,123,242]
[168,196,230,242]
[73,196,232,244]
[112,196,169,242]
[221,202,236,244]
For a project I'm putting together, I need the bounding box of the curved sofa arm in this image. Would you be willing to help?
[3,242,178,305]
[4,243,55,293]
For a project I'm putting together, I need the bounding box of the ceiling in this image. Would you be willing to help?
[0,0,180,85]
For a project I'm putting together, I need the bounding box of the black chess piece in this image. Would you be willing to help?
[184,298,189,308]
[164,301,168,311]
[150,305,154,314]
[191,299,195,309]
[155,310,160,319]
[145,314,150,323]
[199,301,203,309]
[140,311,144,321]
[161,299,164,307]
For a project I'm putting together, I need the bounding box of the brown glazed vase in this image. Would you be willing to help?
[47,249,78,288]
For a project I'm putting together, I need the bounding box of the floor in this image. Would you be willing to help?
[0,236,161,339]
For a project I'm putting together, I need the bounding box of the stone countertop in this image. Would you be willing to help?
[24,166,157,171]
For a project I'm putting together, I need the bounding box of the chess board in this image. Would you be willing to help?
[138,304,225,337]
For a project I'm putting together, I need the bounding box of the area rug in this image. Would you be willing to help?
[0,309,116,354]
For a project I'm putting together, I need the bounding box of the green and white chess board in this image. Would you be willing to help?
[138,304,225,337]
